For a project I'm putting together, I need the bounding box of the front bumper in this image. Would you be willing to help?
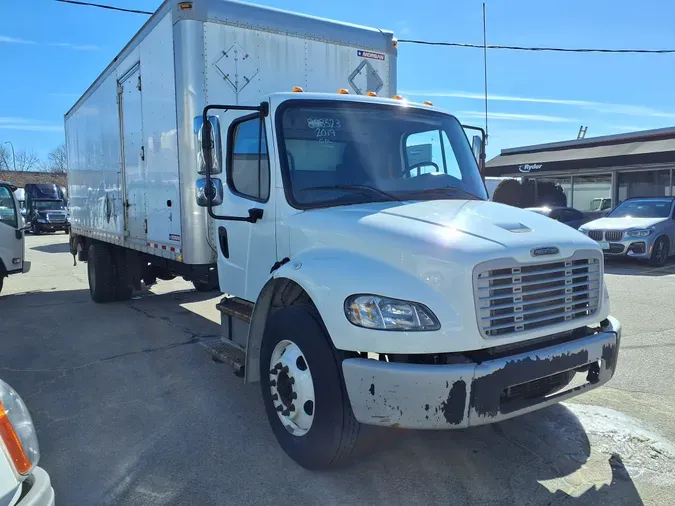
[342,316,621,429]
[16,467,54,506]
[38,223,69,232]
[596,236,656,258]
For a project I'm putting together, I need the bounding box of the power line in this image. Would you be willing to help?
[54,0,153,15]
[53,0,675,55]
[397,39,675,54]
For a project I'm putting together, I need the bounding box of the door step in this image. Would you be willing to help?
[200,337,246,377]
[216,296,254,323]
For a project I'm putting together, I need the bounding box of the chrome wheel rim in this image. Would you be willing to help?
[269,340,315,436]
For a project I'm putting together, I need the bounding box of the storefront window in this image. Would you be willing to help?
[534,177,572,207]
[572,175,612,212]
[617,170,671,204]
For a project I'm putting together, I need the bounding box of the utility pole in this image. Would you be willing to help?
[4,141,16,171]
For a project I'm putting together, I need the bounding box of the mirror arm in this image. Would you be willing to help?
[202,102,268,223]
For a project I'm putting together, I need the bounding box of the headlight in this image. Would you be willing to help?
[626,228,654,237]
[344,294,440,331]
[0,380,39,476]
[37,218,47,223]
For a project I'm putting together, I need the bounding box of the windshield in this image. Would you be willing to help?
[277,101,488,208]
[608,199,673,218]
[35,200,66,211]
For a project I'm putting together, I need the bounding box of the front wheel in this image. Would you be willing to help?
[31,222,40,235]
[649,236,669,267]
[260,305,361,470]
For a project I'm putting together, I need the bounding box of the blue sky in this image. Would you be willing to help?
[2,0,675,161]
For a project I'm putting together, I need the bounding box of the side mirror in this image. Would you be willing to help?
[196,178,223,207]
[471,135,483,164]
[194,115,222,175]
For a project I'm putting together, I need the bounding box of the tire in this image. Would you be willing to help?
[192,279,218,292]
[31,222,40,235]
[260,305,360,470]
[649,236,669,267]
[112,248,132,301]
[87,243,116,303]
[0,276,4,295]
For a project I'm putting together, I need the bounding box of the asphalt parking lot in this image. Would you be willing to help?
[2,234,675,505]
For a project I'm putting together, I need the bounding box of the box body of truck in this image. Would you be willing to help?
[65,0,396,287]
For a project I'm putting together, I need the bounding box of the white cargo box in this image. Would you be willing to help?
[65,0,397,267]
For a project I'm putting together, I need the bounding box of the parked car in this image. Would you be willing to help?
[0,379,54,505]
[579,197,675,266]
[525,206,589,229]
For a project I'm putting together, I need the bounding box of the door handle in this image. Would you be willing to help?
[248,208,264,223]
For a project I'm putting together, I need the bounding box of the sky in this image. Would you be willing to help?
[1,0,675,161]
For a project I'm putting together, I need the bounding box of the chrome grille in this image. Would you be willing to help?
[47,213,66,223]
[588,230,603,241]
[605,230,623,241]
[474,253,602,338]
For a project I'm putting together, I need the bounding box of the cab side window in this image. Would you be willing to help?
[228,116,270,202]
[0,187,18,229]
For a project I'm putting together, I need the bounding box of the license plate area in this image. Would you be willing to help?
[597,241,610,250]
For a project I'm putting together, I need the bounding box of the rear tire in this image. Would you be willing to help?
[649,236,669,267]
[112,248,132,301]
[192,279,218,292]
[87,243,116,303]
[260,305,361,470]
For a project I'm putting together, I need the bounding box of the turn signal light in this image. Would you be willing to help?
[338,88,350,94]
[366,91,378,97]
[0,402,30,475]
[179,2,193,9]
[292,86,304,92]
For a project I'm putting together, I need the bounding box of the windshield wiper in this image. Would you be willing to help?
[399,186,483,201]
[298,185,401,202]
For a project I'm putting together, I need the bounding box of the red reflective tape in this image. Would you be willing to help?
[161,245,166,250]
[170,247,175,252]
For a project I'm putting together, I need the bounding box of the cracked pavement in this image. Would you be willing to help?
[1,234,674,505]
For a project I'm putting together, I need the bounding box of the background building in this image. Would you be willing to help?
[485,127,675,214]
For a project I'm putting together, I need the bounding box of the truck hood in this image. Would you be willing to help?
[287,199,604,352]
[289,199,597,259]
[582,216,667,230]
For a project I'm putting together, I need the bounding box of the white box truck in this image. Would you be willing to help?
[66,0,621,469]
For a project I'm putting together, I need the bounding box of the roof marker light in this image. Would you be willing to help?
[292,86,304,92]
[424,101,434,106]
[338,88,350,94]
[393,95,404,100]
[366,91,378,97]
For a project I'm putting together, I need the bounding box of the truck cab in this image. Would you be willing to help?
[0,182,30,294]
[197,91,621,468]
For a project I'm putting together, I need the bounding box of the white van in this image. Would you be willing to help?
[0,182,30,294]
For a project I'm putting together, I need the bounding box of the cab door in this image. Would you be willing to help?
[214,113,276,302]
[0,184,25,276]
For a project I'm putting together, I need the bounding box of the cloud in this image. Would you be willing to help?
[0,36,99,51]
[457,111,577,123]
[401,89,675,119]
[0,117,63,132]
[0,35,36,45]
[49,42,100,51]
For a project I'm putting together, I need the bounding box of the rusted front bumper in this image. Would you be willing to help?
[342,316,621,429]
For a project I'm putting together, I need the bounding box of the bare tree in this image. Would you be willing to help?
[0,145,10,171]
[44,144,67,174]
[14,149,41,172]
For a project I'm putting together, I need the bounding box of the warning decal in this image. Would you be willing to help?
[357,50,385,61]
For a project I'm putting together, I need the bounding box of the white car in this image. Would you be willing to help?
[0,379,54,505]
